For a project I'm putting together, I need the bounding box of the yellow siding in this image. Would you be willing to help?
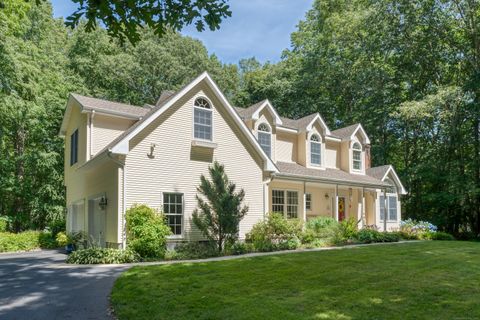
[91,115,135,156]
[325,141,340,169]
[125,83,265,240]
[64,102,121,246]
[276,131,297,163]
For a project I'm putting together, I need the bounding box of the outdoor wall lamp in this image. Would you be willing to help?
[99,196,108,210]
[324,193,329,199]
[148,143,157,158]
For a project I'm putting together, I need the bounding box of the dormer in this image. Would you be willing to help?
[332,123,370,175]
[294,113,331,169]
[236,100,282,162]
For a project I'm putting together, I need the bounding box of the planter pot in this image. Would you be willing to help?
[65,244,75,254]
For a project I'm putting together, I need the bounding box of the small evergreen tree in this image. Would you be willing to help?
[192,162,248,252]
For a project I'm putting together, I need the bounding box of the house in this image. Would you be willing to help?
[59,72,407,248]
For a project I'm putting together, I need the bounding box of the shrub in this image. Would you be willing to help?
[0,231,41,252]
[126,204,171,259]
[400,218,438,239]
[431,231,455,241]
[56,231,69,247]
[165,241,219,260]
[0,217,8,232]
[38,231,58,249]
[356,228,382,243]
[356,229,400,243]
[227,241,254,255]
[66,248,140,264]
[334,217,359,244]
[47,218,66,238]
[300,216,339,247]
[246,213,302,252]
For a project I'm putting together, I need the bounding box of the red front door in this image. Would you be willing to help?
[338,197,346,221]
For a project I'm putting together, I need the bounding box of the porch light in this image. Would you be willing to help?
[99,196,108,210]
[324,193,329,199]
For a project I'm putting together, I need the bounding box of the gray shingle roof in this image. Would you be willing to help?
[366,165,391,180]
[156,90,176,107]
[88,89,180,160]
[71,93,148,118]
[235,100,268,119]
[331,124,360,140]
[276,161,388,187]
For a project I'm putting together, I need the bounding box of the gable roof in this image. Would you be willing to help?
[59,94,149,136]
[236,100,283,126]
[366,165,407,194]
[156,90,176,107]
[276,162,389,188]
[331,123,370,144]
[89,72,278,173]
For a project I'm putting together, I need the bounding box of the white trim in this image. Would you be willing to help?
[251,100,283,126]
[277,126,298,134]
[191,140,218,149]
[192,95,214,142]
[304,114,331,135]
[108,72,278,173]
[325,136,341,142]
[162,192,185,239]
[349,124,370,144]
[380,166,408,195]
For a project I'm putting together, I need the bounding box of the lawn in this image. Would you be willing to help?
[111,241,480,320]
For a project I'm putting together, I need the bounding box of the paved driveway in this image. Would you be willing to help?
[0,250,128,320]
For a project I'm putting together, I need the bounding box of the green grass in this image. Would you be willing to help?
[111,241,480,320]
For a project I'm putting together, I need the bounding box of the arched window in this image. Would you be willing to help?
[352,142,362,170]
[310,134,321,165]
[257,123,271,157]
[193,97,212,141]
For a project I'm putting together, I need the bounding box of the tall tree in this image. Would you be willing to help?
[193,162,248,252]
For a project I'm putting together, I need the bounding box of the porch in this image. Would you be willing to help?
[267,178,399,231]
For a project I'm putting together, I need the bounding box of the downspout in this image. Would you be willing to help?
[107,151,126,249]
[89,111,95,160]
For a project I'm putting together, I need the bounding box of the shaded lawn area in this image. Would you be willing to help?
[111,241,480,320]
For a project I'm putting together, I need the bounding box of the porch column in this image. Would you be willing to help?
[361,187,366,228]
[383,189,388,232]
[302,181,307,223]
[334,184,339,221]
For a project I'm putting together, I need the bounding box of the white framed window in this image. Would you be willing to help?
[257,123,271,157]
[379,195,398,221]
[271,189,298,218]
[352,142,362,170]
[310,134,321,165]
[163,193,183,236]
[306,193,312,211]
[272,190,284,213]
[194,97,212,141]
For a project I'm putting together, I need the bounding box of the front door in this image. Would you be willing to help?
[338,197,346,221]
[88,196,106,247]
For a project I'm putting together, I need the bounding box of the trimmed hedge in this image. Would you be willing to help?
[66,248,140,264]
[0,231,58,252]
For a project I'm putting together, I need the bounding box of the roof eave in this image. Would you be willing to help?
[274,172,388,189]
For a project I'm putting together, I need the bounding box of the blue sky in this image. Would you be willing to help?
[50,0,314,64]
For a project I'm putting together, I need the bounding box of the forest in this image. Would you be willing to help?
[1,0,479,237]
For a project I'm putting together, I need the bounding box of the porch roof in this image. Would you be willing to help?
[275,161,389,188]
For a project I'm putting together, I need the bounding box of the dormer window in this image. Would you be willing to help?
[257,123,271,157]
[310,134,321,165]
[352,142,362,170]
[194,97,212,141]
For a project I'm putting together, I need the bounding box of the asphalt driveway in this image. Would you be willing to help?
[0,250,128,320]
